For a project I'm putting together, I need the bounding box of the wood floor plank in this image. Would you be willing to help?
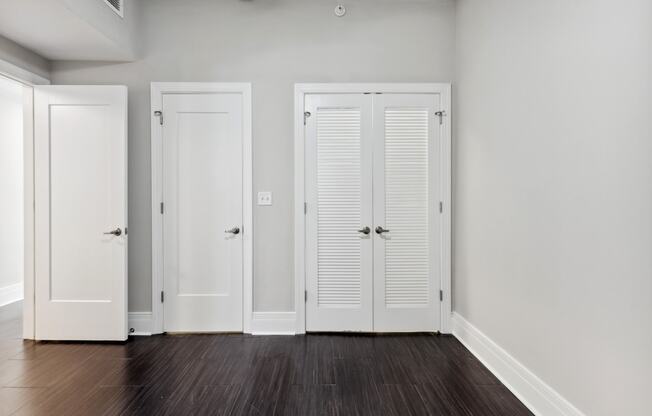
[0,387,49,416]
[278,385,339,416]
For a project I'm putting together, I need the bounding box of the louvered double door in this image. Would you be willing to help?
[305,93,441,332]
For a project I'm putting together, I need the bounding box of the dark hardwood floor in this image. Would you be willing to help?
[0,303,531,415]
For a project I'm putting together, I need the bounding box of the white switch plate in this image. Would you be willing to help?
[257,191,272,206]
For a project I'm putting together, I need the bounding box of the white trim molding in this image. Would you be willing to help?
[128,311,296,336]
[128,312,153,336]
[22,86,36,339]
[150,82,253,335]
[0,58,50,87]
[452,313,585,416]
[293,83,452,334]
[0,282,24,308]
[250,312,297,335]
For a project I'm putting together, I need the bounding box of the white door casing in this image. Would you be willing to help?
[34,85,128,341]
[162,92,243,332]
[151,83,252,335]
[372,94,441,332]
[305,94,374,331]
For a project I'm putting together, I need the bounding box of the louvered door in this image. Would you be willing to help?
[372,94,441,332]
[305,94,373,331]
[304,92,441,333]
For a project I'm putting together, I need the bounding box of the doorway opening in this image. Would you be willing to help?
[0,74,26,339]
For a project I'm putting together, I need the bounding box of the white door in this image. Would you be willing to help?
[304,92,442,332]
[162,93,243,332]
[305,94,374,331]
[372,94,441,332]
[35,86,128,341]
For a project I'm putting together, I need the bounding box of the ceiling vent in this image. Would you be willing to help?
[103,0,124,18]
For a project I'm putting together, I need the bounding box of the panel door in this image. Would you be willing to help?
[35,86,128,341]
[162,93,243,332]
[372,94,441,332]
[305,94,374,331]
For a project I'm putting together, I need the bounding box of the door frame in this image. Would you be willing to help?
[0,59,50,340]
[150,82,253,334]
[293,83,452,334]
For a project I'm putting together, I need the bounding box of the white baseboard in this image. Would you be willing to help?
[249,312,296,335]
[0,282,23,308]
[128,312,153,336]
[129,311,296,336]
[451,312,585,416]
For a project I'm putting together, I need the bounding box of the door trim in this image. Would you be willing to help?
[150,82,253,334]
[293,83,452,334]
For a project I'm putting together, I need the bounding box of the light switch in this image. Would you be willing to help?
[257,191,272,206]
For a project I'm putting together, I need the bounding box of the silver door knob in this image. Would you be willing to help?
[357,226,371,235]
[375,226,390,234]
[225,227,240,235]
[103,228,122,236]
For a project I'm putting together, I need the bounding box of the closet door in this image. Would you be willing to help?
[305,94,373,331]
[372,94,441,332]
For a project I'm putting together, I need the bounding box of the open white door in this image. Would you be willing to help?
[34,86,128,341]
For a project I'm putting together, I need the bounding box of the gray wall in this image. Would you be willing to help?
[0,35,50,80]
[62,0,142,59]
[454,0,652,414]
[50,0,456,312]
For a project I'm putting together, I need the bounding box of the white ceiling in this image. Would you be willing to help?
[0,0,137,61]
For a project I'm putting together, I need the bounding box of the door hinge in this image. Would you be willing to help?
[303,111,311,125]
[305,290,308,302]
[154,110,163,125]
[435,110,446,125]
[439,201,443,213]
[439,290,443,302]
[304,202,307,214]
[161,290,165,303]
[160,202,164,214]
